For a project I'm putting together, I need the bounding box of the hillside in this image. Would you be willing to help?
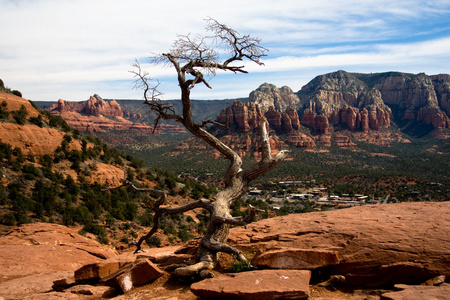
[0,92,216,250]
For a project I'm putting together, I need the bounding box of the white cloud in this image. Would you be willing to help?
[1,0,450,100]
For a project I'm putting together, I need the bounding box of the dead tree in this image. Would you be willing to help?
[115,18,288,276]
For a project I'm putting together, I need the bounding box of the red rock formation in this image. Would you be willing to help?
[286,107,300,130]
[334,134,356,147]
[418,106,450,128]
[264,106,282,131]
[286,132,316,148]
[50,94,123,118]
[84,95,122,117]
[48,95,185,134]
[301,109,330,134]
[216,100,264,133]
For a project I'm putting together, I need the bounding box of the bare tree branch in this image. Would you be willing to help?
[120,18,288,275]
[199,119,227,129]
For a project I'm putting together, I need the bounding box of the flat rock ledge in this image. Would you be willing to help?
[190,269,311,300]
[380,283,450,300]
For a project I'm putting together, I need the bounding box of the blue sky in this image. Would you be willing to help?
[1,0,450,101]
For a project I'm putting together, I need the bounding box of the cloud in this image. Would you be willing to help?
[1,0,450,100]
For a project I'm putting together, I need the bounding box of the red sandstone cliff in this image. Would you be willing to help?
[298,71,393,134]
[48,95,185,134]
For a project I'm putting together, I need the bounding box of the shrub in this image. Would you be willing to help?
[29,114,44,127]
[229,258,252,273]
[1,212,16,226]
[82,222,105,236]
[177,228,193,242]
[0,101,9,119]
[145,236,161,248]
[11,90,22,97]
[12,105,28,125]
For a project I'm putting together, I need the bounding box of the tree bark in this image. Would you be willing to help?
[124,18,287,275]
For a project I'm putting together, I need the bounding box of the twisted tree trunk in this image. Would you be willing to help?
[121,18,289,276]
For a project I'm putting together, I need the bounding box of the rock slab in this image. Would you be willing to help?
[252,248,339,270]
[190,269,311,300]
[381,283,450,300]
[228,202,450,287]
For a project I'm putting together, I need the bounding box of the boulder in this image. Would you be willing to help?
[190,269,311,300]
[381,283,450,300]
[74,258,132,284]
[116,259,165,293]
[252,248,339,270]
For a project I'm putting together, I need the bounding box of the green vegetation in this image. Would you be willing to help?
[0,104,216,247]
[115,131,449,202]
[0,79,22,97]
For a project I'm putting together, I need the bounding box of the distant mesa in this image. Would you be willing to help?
[48,94,186,134]
[214,71,450,149]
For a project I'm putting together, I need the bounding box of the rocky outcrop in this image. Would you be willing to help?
[334,134,356,147]
[364,72,450,130]
[265,106,282,131]
[285,132,316,148]
[47,95,186,134]
[301,109,330,134]
[216,100,302,136]
[249,83,300,112]
[51,94,123,117]
[216,100,314,150]
[0,223,117,298]
[298,71,393,134]
[216,100,264,133]
[228,202,450,288]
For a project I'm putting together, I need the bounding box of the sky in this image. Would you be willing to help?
[1,0,450,101]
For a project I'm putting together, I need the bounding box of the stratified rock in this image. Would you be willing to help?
[249,83,300,112]
[372,72,450,129]
[252,248,339,270]
[286,132,316,148]
[333,134,355,147]
[228,202,450,288]
[265,106,282,131]
[216,100,264,133]
[47,94,186,134]
[381,283,450,300]
[52,94,123,117]
[286,106,301,130]
[298,71,393,133]
[190,269,311,300]
[422,275,446,286]
[301,109,330,134]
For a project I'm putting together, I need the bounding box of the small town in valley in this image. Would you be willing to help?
[245,180,383,211]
